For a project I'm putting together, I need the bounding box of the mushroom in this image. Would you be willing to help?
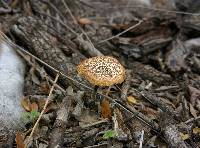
[77,56,126,88]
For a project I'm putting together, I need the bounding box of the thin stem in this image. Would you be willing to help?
[98,20,143,44]
[1,32,160,134]
[93,85,99,100]
[28,73,60,142]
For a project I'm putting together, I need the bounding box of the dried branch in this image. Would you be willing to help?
[80,1,200,16]
[16,50,66,93]
[28,73,60,142]
[139,130,144,148]
[1,31,160,134]
[61,0,103,56]
[98,20,143,44]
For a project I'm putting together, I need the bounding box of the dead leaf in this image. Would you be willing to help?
[38,98,46,109]
[21,97,31,112]
[37,98,55,113]
[141,107,158,120]
[189,103,197,118]
[15,132,25,148]
[30,67,40,85]
[78,18,93,25]
[39,82,50,94]
[101,98,112,119]
[193,127,200,134]
[38,100,53,113]
[127,96,137,104]
[180,132,190,140]
[31,102,38,112]
[44,102,57,113]
[114,108,132,140]
[78,109,99,127]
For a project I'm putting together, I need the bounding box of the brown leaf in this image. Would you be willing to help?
[44,102,57,113]
[39,82,50,94]
[141,107,158,120]
[38,98,46,109]
[180,132,190,141]
[193,127,200,134]
[127,96,138,104]
[30,67,40,85]
[15,132,25,148]
[38,98,55,113]
[101,98,112,119]
[114,108,132,140]
[31,102,38,112]
[78,18,93,25]
[21,96,31,112]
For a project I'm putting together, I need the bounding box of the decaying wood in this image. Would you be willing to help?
[113,108,132,141]
[140,90,175,115]
[72,91,85,118]
[11,16,90,90]
[129,62,173,86]
[121,70,131,102]
[1,0,199,147]
[125,104,160,133]
[75,35,103,57]
[49,88,73,148]
[159,112,188,148]
[0,0,19,14]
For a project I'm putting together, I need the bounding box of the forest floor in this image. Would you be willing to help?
[0,0,200,147]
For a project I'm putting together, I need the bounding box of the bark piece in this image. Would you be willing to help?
[11,16,89,90]
[49,87,73,148]
[129,62,172,86]
[159,112,188,148]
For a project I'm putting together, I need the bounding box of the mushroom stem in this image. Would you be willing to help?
[92,85,99,100]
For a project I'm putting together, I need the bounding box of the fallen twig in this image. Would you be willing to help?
[98,20,143,44]
[28,73,60,142]
[125,104,160,133]
[34,10,78,36]
[139,130,144,148]
[61,0,103,56]
[139,89,175,116]
[0,0,19,14]
[80,0,200,16]
[81,118,109,129]
[16,50,66,93]
[185,115,200,124]
[1,32,161,134]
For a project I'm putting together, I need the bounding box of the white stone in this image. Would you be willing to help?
[0,40,25,131]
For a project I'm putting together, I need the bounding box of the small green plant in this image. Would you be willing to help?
[21,111,40,123]
[103,130,117,139]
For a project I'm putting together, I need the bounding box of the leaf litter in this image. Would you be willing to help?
[0,0,200,147]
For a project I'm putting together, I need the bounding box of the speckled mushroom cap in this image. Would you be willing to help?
[77,56,126,86]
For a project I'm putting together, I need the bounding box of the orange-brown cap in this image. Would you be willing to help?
[77,56,126,86]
